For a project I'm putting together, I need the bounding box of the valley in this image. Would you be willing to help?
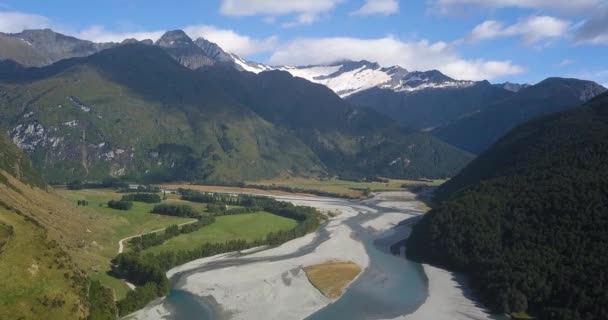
[0,5,607,319]
[127,191,494,320]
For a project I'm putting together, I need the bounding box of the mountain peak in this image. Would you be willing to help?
[194,37,233,63]
[155,30,193,47]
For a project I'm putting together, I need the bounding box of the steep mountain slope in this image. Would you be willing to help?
[0,133,46,188]
[154,30,216,69]
[434,78,607,154]
[0,135,92,319]
[0,44,323,183]
[0,29,114,67]
[347,79,514,129]
[0,42,472,182]
[407,93,608,319]
[202,66,473,179]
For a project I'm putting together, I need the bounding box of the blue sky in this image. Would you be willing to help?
[1,0,608,85]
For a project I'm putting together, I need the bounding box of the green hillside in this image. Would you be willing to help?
[0,43,471,183]
[407,93,608,319]
[0,135,90,319]
[434,78,606,154]
[0,44,323,183]
[347,80,513,130]
[204,67,473,179]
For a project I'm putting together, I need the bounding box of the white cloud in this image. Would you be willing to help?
[77,25,165,43]
[351,0,399,16]
[268,36,524,80]
[219,0,343,16]
[219,0,344,26]
[574,8,608,44]
[75,25,277,57]
[0,11,51,33]
[469,16,570,45]
[556,59,575,67]
[184,25,277,56]
[431,0,603,14]
[281,12,321,27]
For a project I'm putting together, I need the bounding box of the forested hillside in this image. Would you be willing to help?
[201,66,473,179]
[0,43,472,183]
[407,93,608,319]
[0,44,323,183]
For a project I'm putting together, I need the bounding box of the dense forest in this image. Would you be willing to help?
[407,93,608,320]
[112,190,323,316]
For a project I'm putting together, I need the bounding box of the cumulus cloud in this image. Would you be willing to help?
[469,16,570,45]
[184,25,277,56]
[431,0,602,14]
[268,36,524,80]
[351,0,399,16]
[0,11,51,33]
[573,8,608,44]
[219,0,344,26]
[76,25,277,57]
[77,25,165,43]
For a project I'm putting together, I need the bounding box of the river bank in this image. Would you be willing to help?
[126,191,493,320]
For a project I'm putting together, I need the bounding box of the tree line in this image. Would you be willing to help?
[111,191,323,316]
[121,193,161,203]
[151,203,200,218]
[128,216,215,251]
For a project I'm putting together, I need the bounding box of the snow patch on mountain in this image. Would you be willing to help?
[230,58,476,97]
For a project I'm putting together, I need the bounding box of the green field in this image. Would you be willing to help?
[58,189,198,256]
[142,212,298,255]
[57,188,300,298]
[57,188,204,298]
[249,177,445,198]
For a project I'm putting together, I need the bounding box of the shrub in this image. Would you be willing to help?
[108,200,133,211]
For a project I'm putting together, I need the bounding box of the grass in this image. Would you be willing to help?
[303,261,362,299]
[56,188,201,298]
[0,222,11,253]
[165,177,446,199]
[0,208,87,320]
[57,188,203,251]
[250,177,446,198]
[142,212,298,255]
[512,312,534,319]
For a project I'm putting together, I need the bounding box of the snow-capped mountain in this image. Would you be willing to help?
[0,28,477,98]
[230,58,476,97]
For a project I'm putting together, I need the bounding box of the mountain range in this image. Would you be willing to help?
[0,35,472,183]
[0,28,605,183]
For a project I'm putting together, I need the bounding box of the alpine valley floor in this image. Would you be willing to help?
[125,191,496,320]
